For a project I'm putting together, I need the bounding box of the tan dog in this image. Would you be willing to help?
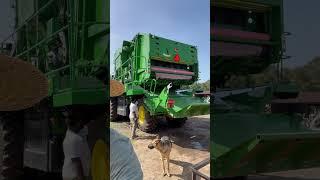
[148,135,174,177]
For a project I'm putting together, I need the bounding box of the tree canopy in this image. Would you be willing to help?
[181,80,210,91]
[223,56,320,91]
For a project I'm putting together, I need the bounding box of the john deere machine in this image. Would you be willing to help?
[111,33,210,132]
[0,0,109,179]
[212,0,320,179]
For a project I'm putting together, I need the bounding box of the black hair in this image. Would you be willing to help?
[131,95,143,103]
[63,110,77,127]
[131,97,138,102]
[63,109,85,128]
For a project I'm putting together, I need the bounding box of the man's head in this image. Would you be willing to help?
[63,110,87,133]
[131,98,139,105]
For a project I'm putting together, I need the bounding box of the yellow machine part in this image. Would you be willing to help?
[138,105,146,125]
[91,139,109,180]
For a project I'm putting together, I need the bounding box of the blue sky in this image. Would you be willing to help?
[110,0,210,82]
[283,0,320,68]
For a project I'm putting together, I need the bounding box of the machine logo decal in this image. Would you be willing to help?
[173,54,180,62]
[173,48,180,62]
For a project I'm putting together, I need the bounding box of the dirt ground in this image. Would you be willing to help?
[111,114,320,180]
[110,115,210,180]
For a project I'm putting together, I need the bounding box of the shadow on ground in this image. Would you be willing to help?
[112,115,210,151]
[170,159,193,180]
[156,116,210,152]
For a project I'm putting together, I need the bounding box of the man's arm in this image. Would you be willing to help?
[134,111,138,119]
[134,106,138,119]
[71,157,85,180]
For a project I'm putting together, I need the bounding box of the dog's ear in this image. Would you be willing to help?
[154,139,161,145]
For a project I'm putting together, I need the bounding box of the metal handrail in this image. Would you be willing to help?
[0,1,109,57]
[190,158,210,180]
[0,0,56,45]
[45,65,71,76]
[75,21,110,26]
[113,35,149,84]
[16,25,69,58]
[3,4,105,55]
[150,79,157,93]
[143,79,157,94]
[114,55,148,84]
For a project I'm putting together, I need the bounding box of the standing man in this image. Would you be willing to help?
[129,99,139,139]
[62,111,91,180]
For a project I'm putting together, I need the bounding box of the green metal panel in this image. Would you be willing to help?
[126,89,145,96]
[114,33,199,92]
[114,33,208,119]
[212,101,320,178]
[141,86,209,118]
[52,88,107,107]
[213,133,320,177]
[148,34,197,65]
[211,85,320,178]
[135,34,151,83]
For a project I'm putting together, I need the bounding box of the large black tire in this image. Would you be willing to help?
[137,105,158,133]
[167,117,187,128]
[0,112,24,180]
[110,98,118,122]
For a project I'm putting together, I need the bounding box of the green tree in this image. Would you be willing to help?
[181,80,210,91]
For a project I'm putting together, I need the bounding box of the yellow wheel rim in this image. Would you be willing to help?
[138,105,145,125]
[91,139,108,180]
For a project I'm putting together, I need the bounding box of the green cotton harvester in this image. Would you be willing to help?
[111,33,210,132]
[212,0,320,179]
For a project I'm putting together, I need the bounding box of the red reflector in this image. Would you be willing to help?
[167,99,175,108]
[173,54,180,62]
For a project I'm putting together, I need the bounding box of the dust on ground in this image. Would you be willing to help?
[110,115,210,180]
